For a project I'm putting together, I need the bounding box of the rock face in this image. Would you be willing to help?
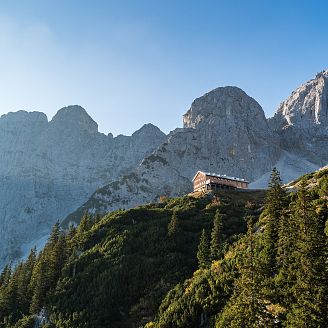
[0,106,166,267]
[269,70,328,166]
[2,70,328,266]
[271,70,328,131]
[63,87,282,225]
[64,72,328,225]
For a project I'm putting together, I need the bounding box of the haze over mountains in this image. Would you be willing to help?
[1,70,328,267]
[0,107,166,266]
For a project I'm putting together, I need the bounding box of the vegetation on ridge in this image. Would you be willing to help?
[0,168,327,327]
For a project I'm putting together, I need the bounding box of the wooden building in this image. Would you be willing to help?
[192,171,249,192]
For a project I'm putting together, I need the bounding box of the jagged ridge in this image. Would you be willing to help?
[65,72,328,223]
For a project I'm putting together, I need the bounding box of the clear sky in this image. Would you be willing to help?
[0,0,327,136]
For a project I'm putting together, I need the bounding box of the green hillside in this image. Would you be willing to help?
[148,168,328,328]
[0,168,327,328]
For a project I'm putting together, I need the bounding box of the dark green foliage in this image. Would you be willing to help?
[1,168,327,328]
[217,216,273,327]
[0,190,260,328]
[261,168,288,278]
[153,261,236,328]
[285,182,328,327]
[50,198,216,328]
[167,211,179,237]
[197,229,210,268]
[210,210,224,260]
[13,315,35,328]
[150,168,328,328]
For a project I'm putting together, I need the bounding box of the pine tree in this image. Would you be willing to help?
[29,257,49,314]
[210,210,224,260]
[167,211,179,237]
[217,216,273,327]
[49,234,68,287]
[48,221,61,245]
[286,182,328,327]
[0,264,12,287]
[5,267,21,323]
[77,211,92,234]
[274,209,298,306]
[262,168,288,280]
[197,229,210,268]
[18,248,37,313]
[76,211,93,247]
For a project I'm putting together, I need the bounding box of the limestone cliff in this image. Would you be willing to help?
[0,106,166,266]
[65,72,328,224]
[269,70,328,166]
[63,87,282,224]
[2,70,328,266]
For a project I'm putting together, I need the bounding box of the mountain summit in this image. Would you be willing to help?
[63,86,282,224]
[0,110,166,268]
[268,70,328,166]
[271,70,328,131]
[1,70,328,267]
[183,86,268,134]
[51,105,99,134]
[63,71,328,225]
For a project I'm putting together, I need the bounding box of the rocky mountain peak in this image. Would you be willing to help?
[271,70,328,132]
[182,86,268,134]
[132,123,165,138]
[50,105,98,134]
[0,105,168,268]
[0,111,48,146]
[0,110,48,124]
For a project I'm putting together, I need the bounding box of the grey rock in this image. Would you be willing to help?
[68,73,328,221]
[0,106,166,267]
[2,70,328,266]
[63,86,282,220]
[269,70,328,166]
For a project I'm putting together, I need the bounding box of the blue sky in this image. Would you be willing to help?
[0,0,327,135]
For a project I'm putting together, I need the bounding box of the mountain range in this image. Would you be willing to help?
[0,107,166,267]
[63,70,328,226]
[0,69,328,267]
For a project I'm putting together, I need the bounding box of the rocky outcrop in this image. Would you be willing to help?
[65,72,328,223]
[269,70,328,166]
[2,70,328,266]
[63,87,283,224]
[270,70,328,131]
[0,106,166,267]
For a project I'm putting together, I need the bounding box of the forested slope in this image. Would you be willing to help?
[0,188,265,328]
[0,168,326,327]
[148,168,328,327]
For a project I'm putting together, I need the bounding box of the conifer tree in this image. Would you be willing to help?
[167,211,179,237]
[210,210,224,260]
[0,264,12,287]
[48,221,61,245]
[26,247,37,271]
[274,209,298,306]
[262,168,288,278]
[5,268,21,323]
[29,257,49,314]
[197,229,210,268]
[75,211,93,247]
[49,234,68,285]
[286,182,328,327]
[78,211,92,233]
[217,216,273,327]
[17,248,37,314]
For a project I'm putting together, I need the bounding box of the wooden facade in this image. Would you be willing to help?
[192,171,249,192]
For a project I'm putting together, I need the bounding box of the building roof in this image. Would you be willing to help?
[192,170,249,183]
